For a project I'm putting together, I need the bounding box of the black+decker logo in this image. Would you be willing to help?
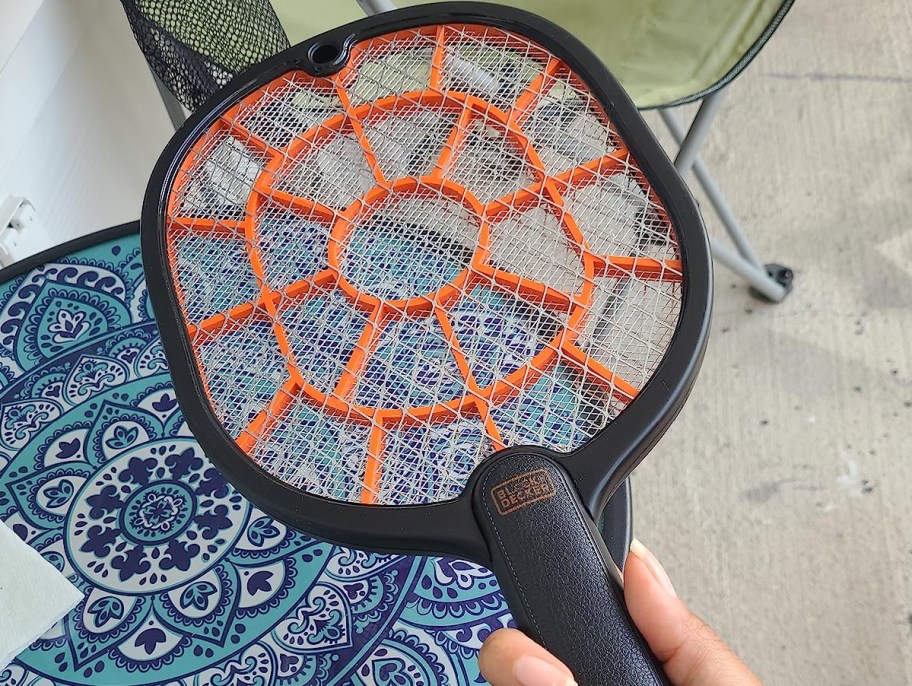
[491,469,556,515]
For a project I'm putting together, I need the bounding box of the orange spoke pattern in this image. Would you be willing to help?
[561,342,638,404]
[429,25,447,90]
[594,256,683,282]
[484,180,548,216]
[478,405,506,451]
[484,151,629,217]
[431,104,474,179]
[237,377,301,452]
[187,268,336,341]
[219,115,274,158]
[473,265,574,312]
[254,185,340,221]
[434,309,486,399]
[162,22,686,505]
[333,304,389,400]
[361,423,387,504]
[552,149,631,190]
[434,308,506,450]
[510,57,562,125]
[169,217,245,237]
[333,78,388,186]
[189,300,267,341]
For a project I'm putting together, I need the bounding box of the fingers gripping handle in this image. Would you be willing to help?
[472,451,670,686]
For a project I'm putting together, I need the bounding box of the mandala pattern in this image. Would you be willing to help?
[0,228,511,686]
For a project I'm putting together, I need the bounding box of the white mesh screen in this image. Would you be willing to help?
[164,23,684,506]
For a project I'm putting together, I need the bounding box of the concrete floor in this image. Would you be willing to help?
[632,1,912,683]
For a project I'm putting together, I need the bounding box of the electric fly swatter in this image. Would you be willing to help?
[142,5,711,684]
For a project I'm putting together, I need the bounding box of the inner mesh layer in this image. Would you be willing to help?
[164,24,684,506]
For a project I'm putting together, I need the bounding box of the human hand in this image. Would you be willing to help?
[479,539,762,686]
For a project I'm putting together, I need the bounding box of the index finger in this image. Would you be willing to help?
[479,628,577,686]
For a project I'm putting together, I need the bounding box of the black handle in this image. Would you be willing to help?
[472,450,670,686]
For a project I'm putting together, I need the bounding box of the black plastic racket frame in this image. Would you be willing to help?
[142,2,711,567]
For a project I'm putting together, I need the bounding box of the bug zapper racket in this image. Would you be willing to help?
[142,4,711,684]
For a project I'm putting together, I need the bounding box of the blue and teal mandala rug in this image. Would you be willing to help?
[0,224,510,686]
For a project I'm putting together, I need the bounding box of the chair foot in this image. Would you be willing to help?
[749,263,794,302]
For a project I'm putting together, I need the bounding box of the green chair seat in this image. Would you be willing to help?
[271,1,364,51]
[273,0,793,109]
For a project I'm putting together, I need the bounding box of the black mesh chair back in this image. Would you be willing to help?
[120,0,290,111]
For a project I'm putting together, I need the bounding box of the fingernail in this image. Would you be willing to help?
[513,655,577,686]
[630,538,677,597]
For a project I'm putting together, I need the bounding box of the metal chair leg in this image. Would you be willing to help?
[710,238,791,302]
[356,0,396,15]
[660,92,763,268]
[659,90,793,302]
[669,90,727,181]
[151,70,188,130]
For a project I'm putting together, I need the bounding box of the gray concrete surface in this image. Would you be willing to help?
[633,2,912,683]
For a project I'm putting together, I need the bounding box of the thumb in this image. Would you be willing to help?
[624,539,763,686]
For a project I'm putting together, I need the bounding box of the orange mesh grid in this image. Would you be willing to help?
[165,24,683,505]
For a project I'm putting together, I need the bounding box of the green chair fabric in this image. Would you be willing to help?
[271,0,364,47]
[272,0,793,109]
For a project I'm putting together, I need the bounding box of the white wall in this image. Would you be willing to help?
[0,1,43,70]
[0,0,173,247]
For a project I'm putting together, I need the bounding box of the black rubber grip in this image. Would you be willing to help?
[473,451,670,686]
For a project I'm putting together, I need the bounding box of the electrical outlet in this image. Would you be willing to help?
[0,196,54,267]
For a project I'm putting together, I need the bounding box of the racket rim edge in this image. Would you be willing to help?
[139,1,712,558]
